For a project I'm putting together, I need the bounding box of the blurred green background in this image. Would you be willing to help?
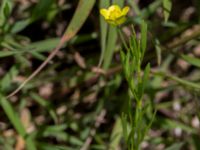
[0,0,200,149]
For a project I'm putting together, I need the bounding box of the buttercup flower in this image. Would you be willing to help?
[100,5,130,26]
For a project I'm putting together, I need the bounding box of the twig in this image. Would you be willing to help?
[7,35,72,98]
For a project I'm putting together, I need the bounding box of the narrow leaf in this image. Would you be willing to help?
[163,0,172,22]
[165,142,184,150]
[181,54,200,68]
[0,95,36,150]
[141,20,147,58]
[103,26,117,69]
[98,0,110,67]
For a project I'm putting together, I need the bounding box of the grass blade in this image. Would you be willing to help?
[181,54,200,68]
[98,0,110,67]
[162,0,172,22]
[140,20,147,59]
[0,95,36,150]
[102,26,117,69]
[64,0,95,36]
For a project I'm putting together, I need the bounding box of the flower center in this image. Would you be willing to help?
[109,9,121,20]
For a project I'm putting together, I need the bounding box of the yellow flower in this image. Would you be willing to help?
[100,5,130,26]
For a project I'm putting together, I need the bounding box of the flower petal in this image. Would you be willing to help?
[100,9,109,19]
[106,19,117,26]
[116,17,126,25]
[122,6,130,16]
[108,5,121,12]
[100,5,129,26]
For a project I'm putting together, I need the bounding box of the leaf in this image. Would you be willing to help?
[31,0,55,21]
[155,39,162,66]
[0,95,26,136]
[120,49,125,63]
[121,113,128,142]
[127,0,141,15]
[159,117,196,133]
[3,2,11,18]
[11,19,32,33]
[113,0,124,7]
[0,95,36,150]
[109,117,123,150]
[11,0,55,33]
[30,93,57,123]
[30,51,47,61]
[142,109,156,141]
[64,0,95,36]
[138,63,150,99]
[0,50,21,58]
[0,66,18,92]
[102,26,117,69]
[37,143,73,150]
[68,136,83,146]
[0,0,13,26]
[140,20,147,58]
[167,74,200,90]
[165,142,184,150]
[154,71,200,91]
[163,0,172,22]
[181,54,200,68]
[0,33,96,59]
[141,0,162,19]
[38,125,69,142]
[98,0,110,67]
[125,51,131,79]
[26,38,62,52]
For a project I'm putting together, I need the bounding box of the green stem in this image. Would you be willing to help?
[117,27,129,51]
